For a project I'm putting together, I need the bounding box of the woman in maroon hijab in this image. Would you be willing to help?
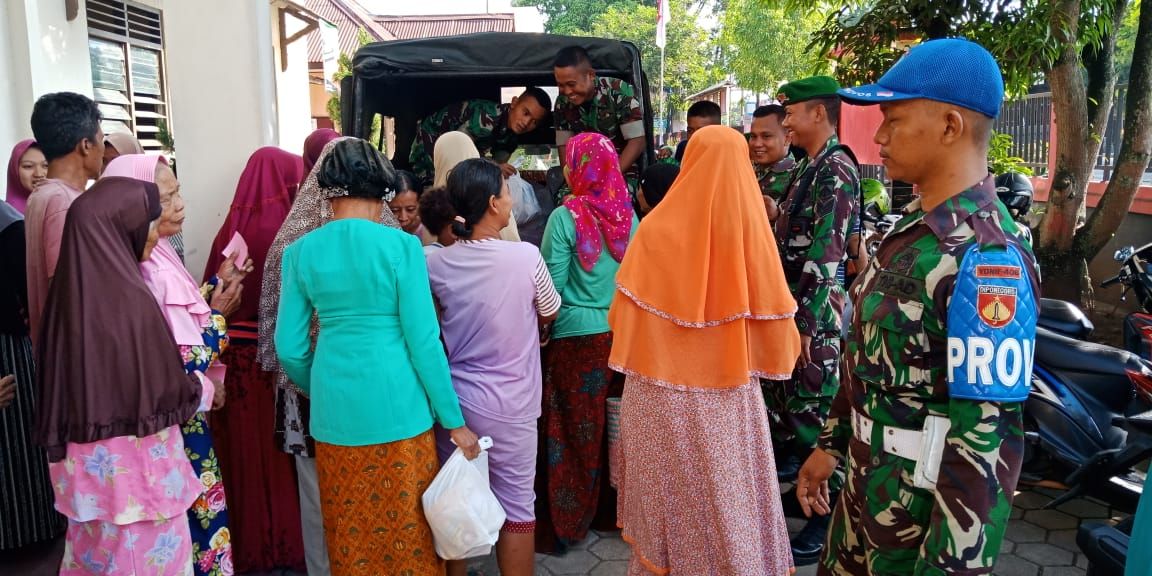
[6,139,48,214]
[201,146,307,573]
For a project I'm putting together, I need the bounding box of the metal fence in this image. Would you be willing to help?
[994,91,1053,177]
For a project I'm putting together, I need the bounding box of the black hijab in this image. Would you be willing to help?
[36,177,201,461]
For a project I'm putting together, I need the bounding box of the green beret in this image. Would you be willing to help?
[777,76,841,105]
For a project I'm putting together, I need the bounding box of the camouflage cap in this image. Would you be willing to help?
[777,76,841,105]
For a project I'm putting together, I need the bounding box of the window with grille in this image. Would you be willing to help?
[87,0,170,153]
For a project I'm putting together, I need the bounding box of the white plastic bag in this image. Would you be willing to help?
[507,174,541,226]
[422,436,505,560]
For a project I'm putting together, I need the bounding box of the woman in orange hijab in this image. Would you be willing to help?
[609,125,801,575]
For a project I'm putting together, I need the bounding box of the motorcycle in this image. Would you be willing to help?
[1101,242,1152,361]
[1071,244,1152,576]
[1025,246,1152,508]
[1076,412,1152,575]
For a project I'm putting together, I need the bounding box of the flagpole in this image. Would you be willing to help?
[659,44,666,143]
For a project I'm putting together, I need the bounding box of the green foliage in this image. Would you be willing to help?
[1117,1,1142,83]
[588,0,721,112]
[987,131,1034,177]
[512,0,642,35]
[327,28,382,150]
[719,0,829,93]
[769,0,1119,97]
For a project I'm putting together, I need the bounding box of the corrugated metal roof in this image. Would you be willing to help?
[375,13,515,40]
[305,0,395,65]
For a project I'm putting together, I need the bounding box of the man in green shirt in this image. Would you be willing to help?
[748,104,796,222]
[409,87,551,185]
[552,46,646,177]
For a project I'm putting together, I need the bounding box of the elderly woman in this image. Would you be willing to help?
[6,139,48,213]
[36,176,209,575]
[609,126,801,575]
[536,133,637,551]
[275,138,478,576]
[201,146,306,573]
[105,154,250,576]
[388,170,438,245]
[427,157,561,576]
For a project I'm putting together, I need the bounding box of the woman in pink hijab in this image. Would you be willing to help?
[5,139,48,214]
[104,154,251,576]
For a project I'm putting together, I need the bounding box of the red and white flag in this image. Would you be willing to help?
[656,0,669,49]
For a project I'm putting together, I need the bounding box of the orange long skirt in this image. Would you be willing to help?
[315,430,444,576]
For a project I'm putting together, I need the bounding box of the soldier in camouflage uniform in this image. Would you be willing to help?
[553,46,645,198]
[796,39,1039,575]
[748,103,796,223]
[766,76,859,565]
[408,87,551,186]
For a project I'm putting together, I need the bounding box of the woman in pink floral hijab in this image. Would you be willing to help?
[536,131,637,551]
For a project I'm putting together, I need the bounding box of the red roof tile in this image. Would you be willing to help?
[375,13,515,40]
[306,0,395,65]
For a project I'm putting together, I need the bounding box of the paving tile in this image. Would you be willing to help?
[1013,491,1053,510]
[542,550,601,575]
[569,531,601,551]
[793,563,819,576]
[1006,520,1048,543]
[1040,567,1086,576]
[1015,543,1075,567]
[1011,506,1025,520]
[1056,498,1111,519]
[589,537,632,561]
[1047,528,1080,552]
[1024,509,1080,531]
[1076,554,1089,569]
[992,555,1041,576]
[590,560,629,576]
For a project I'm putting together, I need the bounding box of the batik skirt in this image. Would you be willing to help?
[0,332,65,550]
[209,334,304,572]
[314,431,444,576]
[536,332,620,550]
[617,375,794,576]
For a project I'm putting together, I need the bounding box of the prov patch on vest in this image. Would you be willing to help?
[946,243,1037,402]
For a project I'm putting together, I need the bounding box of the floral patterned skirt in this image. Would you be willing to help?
[182,412,233,576]
[314,431,444,576]
[617,376,793,576]
[60,517,194,576]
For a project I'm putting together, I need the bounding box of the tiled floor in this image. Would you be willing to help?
[0,487,1125,575]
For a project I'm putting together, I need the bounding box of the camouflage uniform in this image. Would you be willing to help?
[409,99,517,185]
[553,76,644,155]
[767,135,858,475]
[754,155,796,203]
[554,77,645,196]
[817,176,1038,575]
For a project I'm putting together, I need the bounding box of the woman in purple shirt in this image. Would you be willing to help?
[426,158,561,576]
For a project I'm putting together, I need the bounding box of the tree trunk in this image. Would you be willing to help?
[1035,0,1110,304]
[1077,0,1152,262]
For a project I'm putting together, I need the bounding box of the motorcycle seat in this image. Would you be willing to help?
[1034,327,1141,410]
[1038,298,1095,339]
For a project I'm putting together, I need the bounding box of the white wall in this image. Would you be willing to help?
[163,0,280,278]
[275,7,313,160]
[1,0,94,182]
